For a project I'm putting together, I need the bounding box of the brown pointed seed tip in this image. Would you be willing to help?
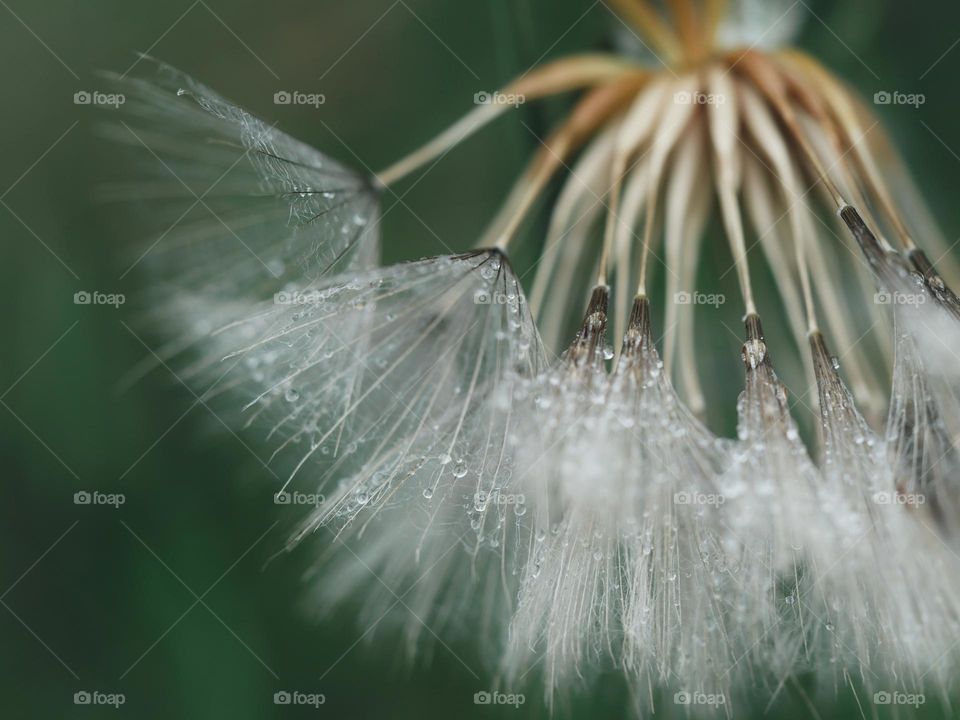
[741,313,770,371]
[566,284,610,369]
[620,294,652,359]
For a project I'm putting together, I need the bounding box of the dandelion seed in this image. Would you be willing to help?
[104,57,381,307]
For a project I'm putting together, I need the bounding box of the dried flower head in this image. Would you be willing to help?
[111,0,960,714]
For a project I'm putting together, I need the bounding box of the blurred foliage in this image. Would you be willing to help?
[2,0,960,717]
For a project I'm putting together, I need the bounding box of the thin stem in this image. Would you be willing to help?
[704,0,727,47]
[599,163,625,286]
[707,67,757,316]
[485,74,647,251]
[667,0,703,62]
[735,51,846,208]
[374,55,639,187]
[607,0,682,60]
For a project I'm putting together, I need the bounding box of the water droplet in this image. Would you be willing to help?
[266,258,285,277]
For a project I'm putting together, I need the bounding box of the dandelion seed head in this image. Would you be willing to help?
[111,1,960,711]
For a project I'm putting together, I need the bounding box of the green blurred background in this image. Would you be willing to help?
[3,0,960,717]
